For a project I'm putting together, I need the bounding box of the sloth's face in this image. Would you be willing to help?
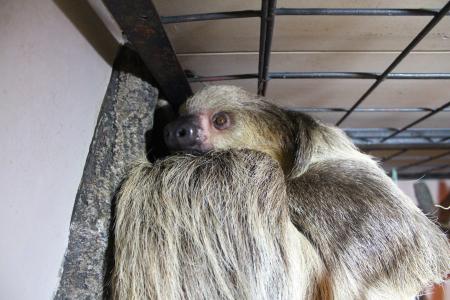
[163,86,295,170]
[163,109,233,154]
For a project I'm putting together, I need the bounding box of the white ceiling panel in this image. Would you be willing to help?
[162,17,450,53]
[179,52,450,75]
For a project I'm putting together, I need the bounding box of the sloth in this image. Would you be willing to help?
[162,85,450,299]
[113,150,325,300]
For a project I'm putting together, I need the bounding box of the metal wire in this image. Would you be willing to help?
[187,72,450,82]
[397,150,450,171]
[290,107,450,113]
[161,8,450,24]
[271,72,450,80]
[344,128,450,138]
[381,149,408,163]
[257,0,277,96]
[357,143,450,150]
[380,101,450,143]
[275,8,448,17]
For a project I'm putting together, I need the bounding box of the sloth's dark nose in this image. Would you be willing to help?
[164,117,199,151]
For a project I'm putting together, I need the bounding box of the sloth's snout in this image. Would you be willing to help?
[164,116,200,151]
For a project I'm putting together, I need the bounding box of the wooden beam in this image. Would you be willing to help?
[103,0,192,109]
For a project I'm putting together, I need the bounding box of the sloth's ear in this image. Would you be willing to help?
[285,111,316,177]
[286,110,361,178]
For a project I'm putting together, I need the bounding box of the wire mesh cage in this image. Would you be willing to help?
[104,0,450,179]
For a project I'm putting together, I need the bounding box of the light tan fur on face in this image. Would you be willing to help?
[184,86,296,173]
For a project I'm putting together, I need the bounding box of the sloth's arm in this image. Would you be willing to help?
[288,158,450,297]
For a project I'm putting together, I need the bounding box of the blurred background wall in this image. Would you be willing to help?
[0,1,118,299]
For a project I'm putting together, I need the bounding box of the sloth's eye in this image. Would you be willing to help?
[212,112,230,130]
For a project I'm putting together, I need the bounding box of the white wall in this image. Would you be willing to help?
[0,1,118,299]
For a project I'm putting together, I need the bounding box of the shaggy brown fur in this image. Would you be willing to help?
[113,150,325,300]
[162,85,450,299]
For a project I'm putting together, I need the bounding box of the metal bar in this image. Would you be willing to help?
[160,8,450,24]
[258,0,277,96]
[396,150,450,171]
[352,135,449,140]
[161,10,260,24]
[188,74,257,82]
[346,128,450,131]
[380,101,450,142]
[357,143,450,150]
[336,1,450,126]
[257,1,269,96]
[357,138,444,144]
[345,128,450,133]
[187,72,450,82]
[291,107,450,113]
[270,72,450,80]
[381,149,408,163]
[347,129,450,141]
[275,8,446,16]
[103,0,192,109]
[261,1,277,96]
